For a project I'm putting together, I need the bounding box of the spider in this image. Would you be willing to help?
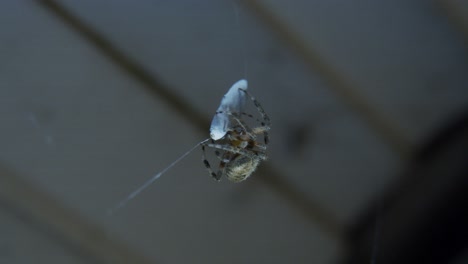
[108,79,270,213]
[201,79,270,182]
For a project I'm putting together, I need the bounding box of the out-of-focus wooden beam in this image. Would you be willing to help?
[241,0,413,159]
[438,0,468,50]
[0,165,155,264]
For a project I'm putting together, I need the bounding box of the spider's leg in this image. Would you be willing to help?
[217,151,233,175]
[214,147,234,165]
[240,112,255,120]
[254,143,267,151]
[202,145,222,181]
[238,89,271,127]
[237,112,270,139]
[208,139,230,163]
[217,111,256,140]
[237,113,270,145]
[213,149,223,161]
[211,139,224,161]
[239,112,266,127]
[252,126,270,135]
[207,143,267,161]
[239,88,270,146]
[231,114,256,139]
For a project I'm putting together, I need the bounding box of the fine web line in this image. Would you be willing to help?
[232,0,248,79]
[108,138,210,215]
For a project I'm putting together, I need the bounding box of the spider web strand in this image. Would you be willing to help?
[108,138,210,214]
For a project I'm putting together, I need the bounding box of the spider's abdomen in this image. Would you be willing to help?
[225,155,261,183]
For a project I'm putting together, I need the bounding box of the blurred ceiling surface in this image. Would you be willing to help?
[0,0,467,263]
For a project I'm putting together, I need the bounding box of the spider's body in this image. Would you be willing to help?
[225,153,262,182]
[202,79,270,182]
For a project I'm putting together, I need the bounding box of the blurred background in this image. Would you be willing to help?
[0,0,467,263]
